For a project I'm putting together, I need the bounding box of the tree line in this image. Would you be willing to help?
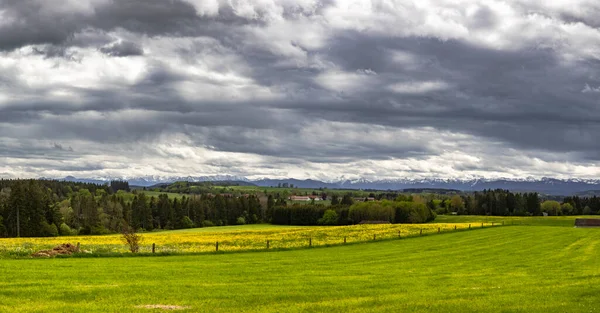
[434,189,600,216]
[2,180,599,238]
[270,200,436,226]
[0,180,263,237]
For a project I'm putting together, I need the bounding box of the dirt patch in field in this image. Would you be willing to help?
[31,243,79,257]
[135,305,191,310]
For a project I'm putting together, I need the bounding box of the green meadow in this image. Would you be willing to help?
[1,217,599,312]
[433,214,596,227]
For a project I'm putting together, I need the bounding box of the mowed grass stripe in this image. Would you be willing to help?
[1,226,599,312]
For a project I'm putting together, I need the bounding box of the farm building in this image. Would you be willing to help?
[289,195,322,201]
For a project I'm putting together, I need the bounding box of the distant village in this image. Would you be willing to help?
[289,195,375,202]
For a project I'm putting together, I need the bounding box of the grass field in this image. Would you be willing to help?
[113,190,186,202]
[142,190,186,199]
[0,223,489,257]
[434,214,595,227]
[1,224,599,312]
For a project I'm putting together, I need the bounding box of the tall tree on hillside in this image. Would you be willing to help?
[266,195,275,221]
[449,195,465,213]
[110,180,130,193]
[6,181,27,237]
[330,195,339,206]
[157,194,172,229]
[132,193,152,230]
[340,194,354,206]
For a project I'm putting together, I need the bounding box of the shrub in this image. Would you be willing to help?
[59,223,72,236]
[318,210,338,225]
[349,201,395,223]
[39,221,59,237]
[121,225,142,253]
[181,216,195,229]
[236,216,246,225]
[201,220,215,227]
[541,201,562,216]
[394,201,436,223]
[91,226,111,235]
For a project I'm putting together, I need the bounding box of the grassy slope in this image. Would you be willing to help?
[1,226,599,312]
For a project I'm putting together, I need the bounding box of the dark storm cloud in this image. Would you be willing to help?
[31,45,81,60]
[2,0,600,178]
[53,143,74,152]
[267,33,600,157]
[0,0,80,50]
[99,41,143,57]
[0,0,260,52]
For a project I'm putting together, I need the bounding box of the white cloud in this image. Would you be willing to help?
[388,81,450,94]
[583,84,600,93]
[315,70,377,93]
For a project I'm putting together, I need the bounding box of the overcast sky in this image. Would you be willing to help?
[1,0,600,181]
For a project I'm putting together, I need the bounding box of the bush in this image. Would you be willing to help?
[318,210,338,225]
[121,225,142,253]
[349,201,395,223]
[59,223,72,236]
[236,216,246,225]
[394,201,436,223]
[181,216,195,229]
[201,220,215,227]
[39,221,59,237]
[91,226,111,235]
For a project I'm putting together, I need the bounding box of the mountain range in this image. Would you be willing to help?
[54,175,600,196]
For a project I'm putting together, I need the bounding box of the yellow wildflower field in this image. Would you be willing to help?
[0,222,497,256]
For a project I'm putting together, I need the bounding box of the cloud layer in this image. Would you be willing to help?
[1,0,600,180]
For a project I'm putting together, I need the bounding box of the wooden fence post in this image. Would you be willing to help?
[373,234,376,241]
[216,241,219,252]
[469,224,471,229]
[398,230,401,238]
[266,240,270,249]
[454,225,457,230]
[344,236,346,244]
[309,238,312,247]
[420,228,423,236]
[76,242,80,253]
[152,243,155,254]
[438,227,440,233]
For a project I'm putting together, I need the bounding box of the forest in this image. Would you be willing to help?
[0,179,262,237]
[1,179,599,238]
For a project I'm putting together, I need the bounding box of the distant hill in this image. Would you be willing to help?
[573,190,600,197]
[53,176,600,196]
[401,188,462,194]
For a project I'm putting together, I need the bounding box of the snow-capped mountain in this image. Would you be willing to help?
[53,175,600,196]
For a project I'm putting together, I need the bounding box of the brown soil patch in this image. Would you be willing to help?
[135,305,191,310]
[31,243,79,257]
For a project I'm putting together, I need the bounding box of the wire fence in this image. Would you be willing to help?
[0,222,505,257]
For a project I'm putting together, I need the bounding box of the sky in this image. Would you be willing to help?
[1,0,600,181]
